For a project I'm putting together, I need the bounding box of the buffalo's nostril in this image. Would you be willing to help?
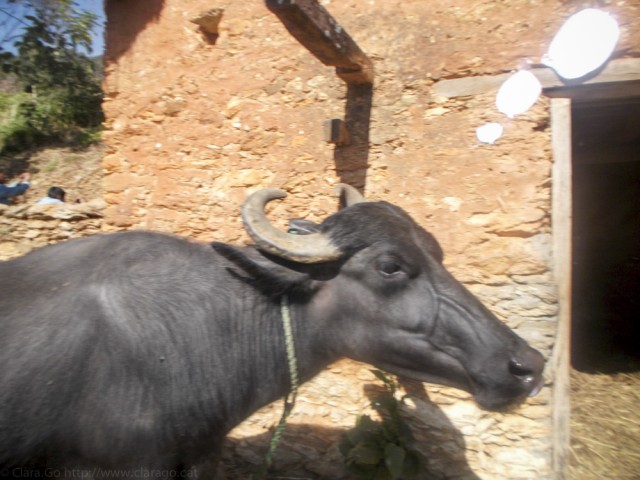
[509,359,535,379]
[507,349,546,398]
[509,347,545,379]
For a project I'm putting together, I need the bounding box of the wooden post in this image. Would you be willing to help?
[265,0,373,85]
[550,98,572,480]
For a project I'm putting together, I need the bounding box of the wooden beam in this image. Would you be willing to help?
[266,0,373,85]
[433,58,640,99]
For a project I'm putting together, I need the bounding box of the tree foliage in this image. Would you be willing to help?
[0,0,103,154]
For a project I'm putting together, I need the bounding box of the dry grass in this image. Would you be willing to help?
[569,369,640,480]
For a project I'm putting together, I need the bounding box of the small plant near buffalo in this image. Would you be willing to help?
[340,370,423,480]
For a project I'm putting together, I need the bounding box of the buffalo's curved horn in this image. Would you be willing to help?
[334,183,365,208]
[242,189,343,264]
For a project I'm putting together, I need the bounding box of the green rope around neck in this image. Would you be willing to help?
[259,294,300,477]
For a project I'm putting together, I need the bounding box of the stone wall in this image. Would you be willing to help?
[0,200,106,261]
[101,1,639,479]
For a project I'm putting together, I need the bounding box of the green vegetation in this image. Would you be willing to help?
[340,370,423,480]
[0,0,103,158]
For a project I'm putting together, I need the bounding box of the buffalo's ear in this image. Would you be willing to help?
[211,242,311,297]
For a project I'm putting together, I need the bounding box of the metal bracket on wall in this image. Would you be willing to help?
[323,118,350,146]
[265,0,374,85]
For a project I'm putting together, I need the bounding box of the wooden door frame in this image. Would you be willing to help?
[550,97,572,479]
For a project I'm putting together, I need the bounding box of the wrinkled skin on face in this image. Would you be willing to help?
[224,200,545,411]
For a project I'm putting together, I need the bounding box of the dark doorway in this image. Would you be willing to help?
[571,96,640,372]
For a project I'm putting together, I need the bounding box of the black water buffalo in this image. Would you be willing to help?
[0,185,544,478]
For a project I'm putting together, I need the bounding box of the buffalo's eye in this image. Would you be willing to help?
[378,260,403,277]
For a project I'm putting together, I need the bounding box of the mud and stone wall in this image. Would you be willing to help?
[99,1,639,479]
[0,145,105,260]
[0,201,105,261]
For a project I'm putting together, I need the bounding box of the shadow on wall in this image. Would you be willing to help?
[104,0,166,63]
[0,151,29,178]
[221,380,481,479]
[333,83,373,193]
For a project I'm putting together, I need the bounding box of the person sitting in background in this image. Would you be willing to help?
[36,186,66,205]
[0,171,31,205]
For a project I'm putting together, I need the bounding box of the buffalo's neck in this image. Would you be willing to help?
[214,294,334,432]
